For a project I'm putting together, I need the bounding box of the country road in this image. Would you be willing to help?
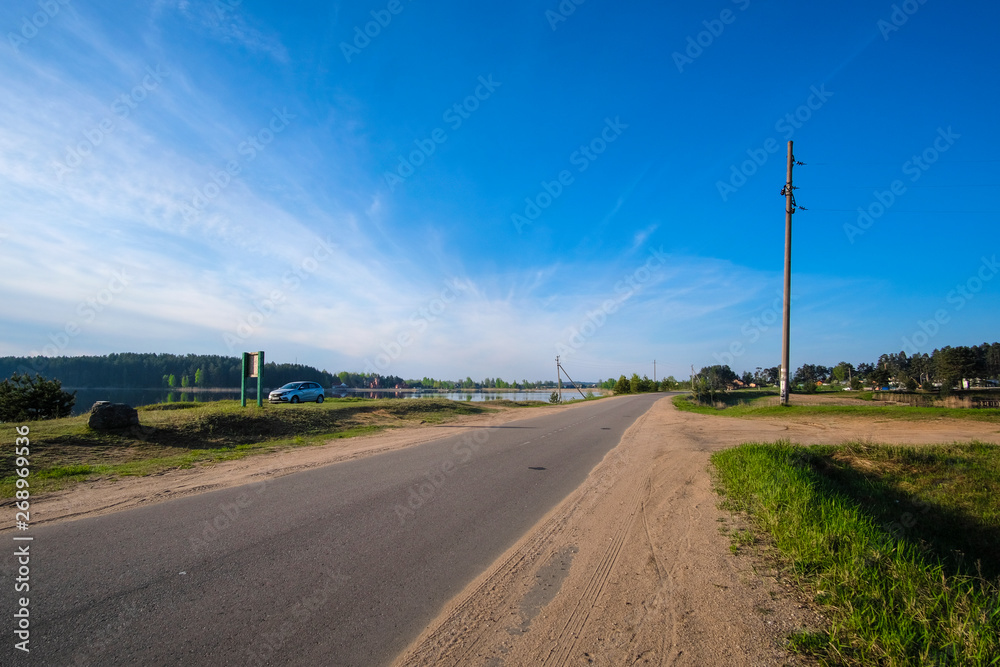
[9,394,663,665]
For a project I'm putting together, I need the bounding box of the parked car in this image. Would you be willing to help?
[268,381,325,404]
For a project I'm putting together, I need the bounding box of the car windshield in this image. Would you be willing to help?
[279,382,302,390]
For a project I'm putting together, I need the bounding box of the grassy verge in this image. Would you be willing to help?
[711,441,1000,665]
[672,393,1000,422]
[2,397,546,498]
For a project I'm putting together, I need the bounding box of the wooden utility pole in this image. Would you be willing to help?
[558,360,588,400]
[556,355,562,402]
[779,141,795,406]
[653,360,656,383]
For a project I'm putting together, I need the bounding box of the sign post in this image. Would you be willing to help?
[241,353,248,407]
[256,350,264,407]
[241,351,265,407]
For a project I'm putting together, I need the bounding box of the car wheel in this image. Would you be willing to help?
[316,395,324,403]
[290,396,300,404]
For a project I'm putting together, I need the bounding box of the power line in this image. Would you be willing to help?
[805,208,998,214]
[805,184,1000,188]
[806,160,1000,166]
[555,356,586,401]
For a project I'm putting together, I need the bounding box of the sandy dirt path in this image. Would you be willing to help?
[393,398,1000,666]
[10,395,1000,664]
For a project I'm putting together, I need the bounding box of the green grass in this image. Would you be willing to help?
[2,397,547,498]
[711,441,1000,666]
[672,393,1000,422]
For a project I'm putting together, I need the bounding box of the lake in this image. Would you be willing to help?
[68,388,595,415]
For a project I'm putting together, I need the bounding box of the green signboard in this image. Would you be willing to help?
[241,351,264,407]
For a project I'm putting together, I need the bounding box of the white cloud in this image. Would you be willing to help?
[169,0,289,63]
[0,3,912,383]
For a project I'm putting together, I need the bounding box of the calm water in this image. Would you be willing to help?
[69,388,591,415]
[414,391,590,403]
[70,388,244,415]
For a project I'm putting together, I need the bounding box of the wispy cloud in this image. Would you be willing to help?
[169,0,289,63]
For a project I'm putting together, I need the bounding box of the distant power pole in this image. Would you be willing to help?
[556,355,562,402]
[653,360,656,383]
[556,357,587,400]
[779,141,805,406]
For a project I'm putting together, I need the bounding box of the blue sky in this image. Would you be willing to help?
[1,0,997,383]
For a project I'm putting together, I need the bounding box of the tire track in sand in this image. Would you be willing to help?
[540,473,648,666]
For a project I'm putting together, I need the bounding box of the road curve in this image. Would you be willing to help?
[14,394,664,665]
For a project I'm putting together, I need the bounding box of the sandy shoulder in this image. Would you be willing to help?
[392,398,1000,666]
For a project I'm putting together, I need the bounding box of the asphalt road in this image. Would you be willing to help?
[11,393,664,666]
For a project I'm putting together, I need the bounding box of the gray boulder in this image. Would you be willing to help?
[88,401,140,430]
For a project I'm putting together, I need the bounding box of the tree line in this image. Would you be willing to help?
[0,354,592,393]
[695,342,1000,397]
[787,343,1000,392]
[0,354,341,389]
[600,374,685,394]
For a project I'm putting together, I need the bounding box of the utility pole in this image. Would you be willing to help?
[556,355,562,402]
[779,140,801,406]
[653,360,656,383]
[557,360,588,400]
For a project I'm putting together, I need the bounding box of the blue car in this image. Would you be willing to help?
[268,381,326,404]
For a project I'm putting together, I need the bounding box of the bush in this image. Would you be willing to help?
[613,375,631,394]
[0,373,76,422]
[635,375,655,392]
[549,391,561,404]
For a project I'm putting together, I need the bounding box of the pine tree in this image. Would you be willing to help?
[0,373,76,421]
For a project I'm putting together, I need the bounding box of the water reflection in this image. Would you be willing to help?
[69,388,592,415]
[330,390,584,403]
[69,388,243,415]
